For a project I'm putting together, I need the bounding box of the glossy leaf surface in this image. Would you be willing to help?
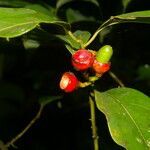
[95,87,150,150]
[0,8,69,38]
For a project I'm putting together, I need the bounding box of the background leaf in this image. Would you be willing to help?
[137,65,150,80]
[95,87,150,150]
[0,0,30,7]
[122,0,133,12]
[73,30,91,45]
[56,0,99,10]
[66,8,95,23]
[56,0,101,23]
[39,96,62,106]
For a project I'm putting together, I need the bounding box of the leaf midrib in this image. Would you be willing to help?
[0,21,38,33]
[0,19,58,34]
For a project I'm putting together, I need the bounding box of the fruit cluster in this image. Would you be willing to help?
[60,45,113,92]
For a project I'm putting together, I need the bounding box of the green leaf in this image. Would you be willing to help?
[39,96,62,106]
[57,30,91,53]
[74,30,91,45]
[25,4,55,17]
[57,34,80,50]
[95,87,150,150]
[0,7,70,38]
[117,11,150,21]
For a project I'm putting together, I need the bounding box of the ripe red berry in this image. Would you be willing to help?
[59,72,79,92]
[92,59,111,74]
[72,49,95,71]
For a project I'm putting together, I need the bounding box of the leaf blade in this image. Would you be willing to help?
[0,7,70,38]
[95,87,150,150]
[57,30,91,53]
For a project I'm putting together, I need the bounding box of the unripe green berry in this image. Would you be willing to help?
[96,45,113,63]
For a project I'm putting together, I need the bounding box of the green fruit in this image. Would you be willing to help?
[96,45,113,63]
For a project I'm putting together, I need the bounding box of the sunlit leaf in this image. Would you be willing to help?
[25,4,56,17]
[95,87,150,150]
[117,11,150,21]
[0,8,70,38]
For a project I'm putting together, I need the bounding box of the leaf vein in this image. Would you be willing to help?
[106,92,148,147]
[0,21,39,33]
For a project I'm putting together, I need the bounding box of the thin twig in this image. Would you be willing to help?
[83,16,117,48]
[89,95,99,150]
[83,21,110,48]
[109,71,125,87]
[5,104,44,148]
[83,26,105,48]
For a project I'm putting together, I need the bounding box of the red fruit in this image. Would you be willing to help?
[93,59,111,74]
[59,72,79,92]
[72,49,95,71]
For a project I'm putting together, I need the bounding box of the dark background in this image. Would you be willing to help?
[0,0,149,149]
